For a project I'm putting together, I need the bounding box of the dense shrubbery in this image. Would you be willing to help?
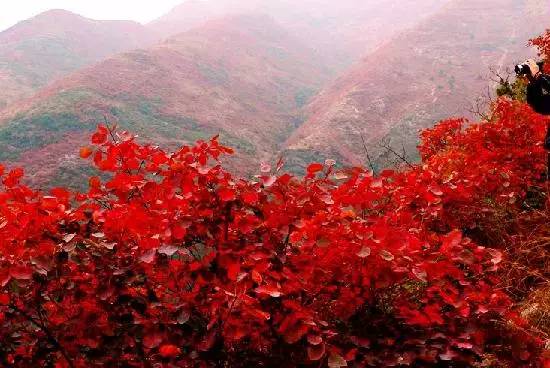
[0,98,548,367]
[1,30,550,368]
[531,29,550,73]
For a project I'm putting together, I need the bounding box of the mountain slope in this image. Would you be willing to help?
[0,9,157,110]
[282,0,550,171]
[0,14,331,188]
[150,0,449,71]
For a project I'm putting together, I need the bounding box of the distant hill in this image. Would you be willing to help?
[149,0,449,71]
[282,0,550,172]
[1,0,547,188]
[0,14,331,188]
[0,9,157,110]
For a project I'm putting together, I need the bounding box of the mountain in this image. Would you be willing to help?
[150,0,449,71]
[0,9,157,110]
[0,14,331,188]
[282,0,550,172]
[148,0,230,37]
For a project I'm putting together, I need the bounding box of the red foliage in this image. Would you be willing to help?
[0,99,548,367]
[419,100,549,233]
[79,147,93,159]
[531,29,550,72]
[159,344,181,358]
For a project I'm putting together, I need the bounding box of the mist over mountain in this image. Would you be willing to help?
[0,9,157,110]
[0,0,547,188]
[282,0,549,172]
[150,0,448,71]
[0,13,329,187]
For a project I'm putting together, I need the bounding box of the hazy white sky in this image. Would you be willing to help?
[0,0,189,32]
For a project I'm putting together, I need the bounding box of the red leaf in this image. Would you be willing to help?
[251,270,262,283]
[429,185,444,196]
[307,343,325,361]
[10,266,32,280]
[356,246,371,258]
[3,168,24,188]
[91,132,107,144]
[172,226,187,240]
[307,335,323,345]
[143,333,163,349]
[307,163,324,175]
[261,175,276,187]
[91,126,108,144]
[249,308,270,320]
[255,285,282,297]
[226,262,240,281]
[218,188,236,202]
[0,269,10,287]
[79,147,93,159]
[424,305,444,325]
[242,191,259,205]
[159,344,180,358]
[282,323,309,344]
[89,176,101,189]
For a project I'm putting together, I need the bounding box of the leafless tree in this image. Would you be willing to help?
[359,133,378,175]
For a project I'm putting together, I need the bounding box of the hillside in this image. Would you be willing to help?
[0,9,157,110]
[0,14,331,188]
[282,0,550,172]
[1,6,550,367]
[150,0,449,71]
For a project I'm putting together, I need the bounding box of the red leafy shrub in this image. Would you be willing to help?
[531,29,550,72]
[419,100,549,238]
[419,100,550,304]
[0,99,548,367]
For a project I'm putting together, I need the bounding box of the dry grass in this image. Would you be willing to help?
[492,201,550,363]
[499,207,550,300]
[520,286,550,339]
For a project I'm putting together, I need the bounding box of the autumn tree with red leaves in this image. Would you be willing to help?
[1,33,550,368]
[531,29,550,71]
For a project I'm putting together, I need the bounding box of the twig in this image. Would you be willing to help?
[10,304,75,368]
[360,133,377,175]
[103,116,119,144]
[379,138,414,169]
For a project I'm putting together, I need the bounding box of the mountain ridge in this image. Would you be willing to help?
[281,0,550,171]
[0,9,157,110]
[148,0,450,71]
[0,13,330,188]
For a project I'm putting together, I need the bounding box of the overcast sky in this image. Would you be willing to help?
[0,0,189,32]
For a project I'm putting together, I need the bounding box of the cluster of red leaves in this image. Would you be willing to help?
[0,98,549,367]
[530,29,550,72]
[419,100,549,235]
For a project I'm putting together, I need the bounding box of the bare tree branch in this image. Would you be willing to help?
[378,138,415,169]
[360,133,377,175]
